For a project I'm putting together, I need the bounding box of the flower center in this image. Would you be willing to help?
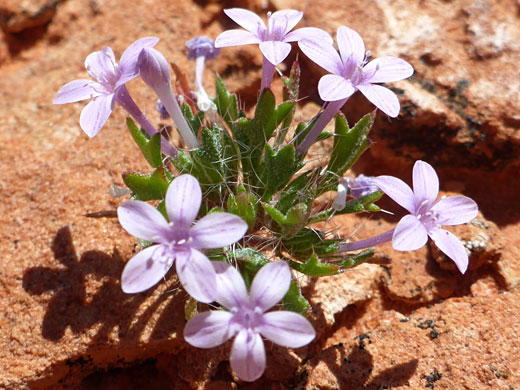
[264,12,286,41]
[342,51,372,85]
[232,305,264,331]
[169,232,194,252]
[416,201,441,231]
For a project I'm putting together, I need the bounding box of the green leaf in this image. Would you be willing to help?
[122,167,170,201]
[233,248,269,289]
[316,131,332,141]
[182,103,204,135]
[282,228,341,259]
[176,125,233,191]
[276,170,319,214]
[172,150,193,174]
[191,125,226,185]
[255,88,277,139]
[262,202,310,237]
[260,144,302,201]
[273,101,295,139]
[310,190,384,223]
[126,117,163,168]
[215,76,239,129]
[275,59,300,147]
[292,121,311,148]
[234,90,296,186]
[262,203,287,228]
[322,112,375,191]
[227,186,258,229]
[288,254,341,276]
[332,249,374,269]
[282,280,311,315]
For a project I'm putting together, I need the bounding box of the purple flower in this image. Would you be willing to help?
[373,160,478,273]
[138,47,200,149]
[117,174,248,302]
[346,174,380,199]
[184,261,315,381]
[299,26,413,117]
[156,99,170,120]
[215,8,332,90]
[332,174,380,211]
[186,36,220,60]
[186,37,220,112]
[53,37,159,137]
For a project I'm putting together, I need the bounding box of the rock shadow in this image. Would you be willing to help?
[22,226,183,343]
[308,343,418,389]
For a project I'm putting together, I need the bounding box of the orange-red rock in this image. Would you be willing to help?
[1,0,518,388]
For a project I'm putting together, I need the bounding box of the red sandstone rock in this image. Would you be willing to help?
[301,288,520,389]
[0,0,517,388]
[430,211,503,272]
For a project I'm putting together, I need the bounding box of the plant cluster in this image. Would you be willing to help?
[54,8,478,382]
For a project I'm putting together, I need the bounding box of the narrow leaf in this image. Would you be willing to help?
[288,254,341,276]
[122,167,170,201]
[126,117,163,168]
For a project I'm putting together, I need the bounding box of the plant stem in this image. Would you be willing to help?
[115,86,177,157]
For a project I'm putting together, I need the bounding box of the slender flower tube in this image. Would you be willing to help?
[215,8,332,90]
[184,261,315,381]
[118,174,248,302]
[138,47,200,149]
[296,26,413,154]
[115,86,177,157]
[339,161,478,274]
[53,37,176,156]
[295,98,346,154]
[186,37,220,112]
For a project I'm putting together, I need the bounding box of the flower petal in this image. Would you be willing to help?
[372,175,417,214]
[284,27,333,44]
[118,200,170,242]
[413,160,439,207]
[298,39,343,75]
[363,56,414,83]
[318,74,356,102]
[223,8,265,35]
[259,40,292,65]
[258,311,315,348]
[230,329,266,382]
[392,214,428,251]
[357,83,400,117]
[250,261,291,312]
[84,47,117,84]
[176,249,217,303]
[191,213,247,249]
[118,37,160,87]
[428,228,469,274]
[79,93,114,137]
[270,10,302,35]
[53,79,102,104]
[215,29,262,48]
[121,245,172,293]
[165,174,201,229]
[431,196,479,226]
[336,25,365,66]
[212,261,249,311]
[184,311,235,348]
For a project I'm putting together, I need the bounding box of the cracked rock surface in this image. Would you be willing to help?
[1,0,520,388]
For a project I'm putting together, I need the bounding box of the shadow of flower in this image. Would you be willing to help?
[22,226,184,342]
